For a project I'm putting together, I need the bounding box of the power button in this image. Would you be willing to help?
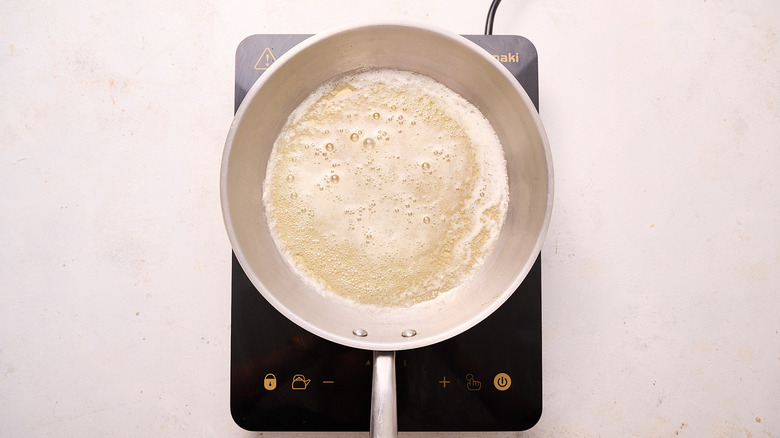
[493,373,511,391]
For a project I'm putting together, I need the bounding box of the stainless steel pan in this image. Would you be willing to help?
[221,23,553,437]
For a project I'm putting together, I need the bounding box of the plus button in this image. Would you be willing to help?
[438,376,451,388]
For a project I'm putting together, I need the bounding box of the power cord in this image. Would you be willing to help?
[484,0,503,35]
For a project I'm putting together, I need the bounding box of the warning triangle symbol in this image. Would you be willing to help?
[254,47,277,70]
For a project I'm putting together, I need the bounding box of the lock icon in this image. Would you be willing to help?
[263,373,277,391]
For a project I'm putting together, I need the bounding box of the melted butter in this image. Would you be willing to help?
[263,69,508,307]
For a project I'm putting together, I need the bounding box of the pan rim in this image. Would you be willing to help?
[221,21,554,351]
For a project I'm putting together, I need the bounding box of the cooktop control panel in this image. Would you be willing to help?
[230,34,542,432]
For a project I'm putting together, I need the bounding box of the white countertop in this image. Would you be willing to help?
[1,1,778,436]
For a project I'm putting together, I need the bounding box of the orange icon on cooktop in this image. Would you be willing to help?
[493,373,511,391]
[291,374,311,390]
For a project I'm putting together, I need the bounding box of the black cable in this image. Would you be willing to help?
[484,0,503,35]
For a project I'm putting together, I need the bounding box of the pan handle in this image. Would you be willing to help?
[370,350,397,438]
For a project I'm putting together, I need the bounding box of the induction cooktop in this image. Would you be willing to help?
[229,33,542,433]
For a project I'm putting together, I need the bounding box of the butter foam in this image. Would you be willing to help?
[263,69,508,307]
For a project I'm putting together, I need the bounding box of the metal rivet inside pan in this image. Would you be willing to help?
[352,328,368,337]
[401,329,417,338]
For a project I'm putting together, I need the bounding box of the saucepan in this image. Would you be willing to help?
[221,23,553,437]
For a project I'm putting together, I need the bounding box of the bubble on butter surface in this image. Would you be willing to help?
[263,69,508,307]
